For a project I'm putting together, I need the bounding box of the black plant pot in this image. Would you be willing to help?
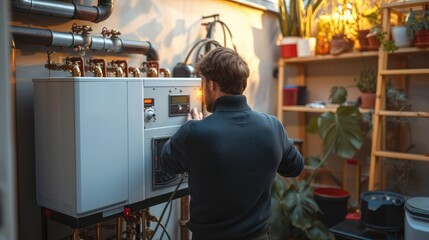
[314,188,350,228]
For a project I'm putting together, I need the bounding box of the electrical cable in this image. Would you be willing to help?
[148,175,186,240]
[159,198,173,240]
[193,39,223,65]
[205,19,237,51]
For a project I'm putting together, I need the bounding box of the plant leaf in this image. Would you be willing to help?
[318,106,363,158]
[305,220,336,240]
[306,116,320,134]
[329,86,348,104]
[283,180,320,230]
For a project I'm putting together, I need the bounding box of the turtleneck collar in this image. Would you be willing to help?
[212,95,251,112]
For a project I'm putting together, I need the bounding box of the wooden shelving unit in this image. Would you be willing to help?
[277,51,379,160]
[276,51,379,189]
[277,51,379,123]
[276,1,429,190]
[368,0,429,190]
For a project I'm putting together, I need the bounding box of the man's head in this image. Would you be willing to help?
[195,47,249,112]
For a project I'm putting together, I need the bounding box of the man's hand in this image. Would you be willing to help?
[187,107,203,121]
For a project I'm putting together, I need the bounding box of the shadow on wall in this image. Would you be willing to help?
[250,10,280,114]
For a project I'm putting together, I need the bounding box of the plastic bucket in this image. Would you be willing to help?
[283,86,298,105]
[314,188,350,228]
[280,37,298,58]
[405,197,429,240]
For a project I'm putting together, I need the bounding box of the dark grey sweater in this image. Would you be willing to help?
[161,95,304,239]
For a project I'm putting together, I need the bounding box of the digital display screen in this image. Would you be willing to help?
[170,95,189,104]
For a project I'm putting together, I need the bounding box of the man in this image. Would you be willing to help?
[160,47,304,240]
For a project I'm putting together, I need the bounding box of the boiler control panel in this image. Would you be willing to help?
[169,95,191,116]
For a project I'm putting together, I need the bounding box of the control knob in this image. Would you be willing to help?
[144,107,156,121]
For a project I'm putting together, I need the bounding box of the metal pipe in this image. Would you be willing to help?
[11,25,159,61]
[12,0,114,23]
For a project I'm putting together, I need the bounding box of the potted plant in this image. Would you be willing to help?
[278,0,323,58]
[269,105,364,240]
[320,0,358,55]
[406,8,429,47]
[278,0,302,58]
[363,5,399,52]
[355,67,377,109]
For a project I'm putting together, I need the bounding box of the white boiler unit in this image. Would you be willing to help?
[33,77,201,222]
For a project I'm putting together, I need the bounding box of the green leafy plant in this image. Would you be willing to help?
[278,0,302,37]
[270,106,364,240]
[355,67,377,93]
[363,6,399,52]
[406,8,429,41]
[278,0,323,38]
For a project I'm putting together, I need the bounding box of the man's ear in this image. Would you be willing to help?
[209,80,219,91]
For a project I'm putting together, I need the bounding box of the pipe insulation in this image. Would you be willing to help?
[11,25,159,61]
[12,0,114,23]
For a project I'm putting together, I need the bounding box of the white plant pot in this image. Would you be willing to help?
[392,25,412,48]
[297,37,316,57]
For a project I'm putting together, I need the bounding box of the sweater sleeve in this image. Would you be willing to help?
[160,122,191,174]
[277,128,304,177]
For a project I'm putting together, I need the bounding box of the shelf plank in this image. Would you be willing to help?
[282,105,372,113]
[374,151,429,162]
[381,0,429,12]
[380,68,429,76]
[280,51,378,64]
[378,110,429,118]
[279,47,429,64]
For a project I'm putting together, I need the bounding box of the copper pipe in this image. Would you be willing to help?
[111,60,128,77]
[88,58,107,77]
[117,217,123,240]
[141,209,148,240]
[146,60,159,77]
[159,68,171,78]
[96,222,101,240]
[66,56,85,77]
[72,229,80,240]
[129,66,141,77]
[180,196,190,240]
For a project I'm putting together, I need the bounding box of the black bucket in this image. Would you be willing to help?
[314,188,350,228]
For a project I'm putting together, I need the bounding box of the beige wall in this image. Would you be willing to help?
[9,0,429,239]
[11,0,280,239]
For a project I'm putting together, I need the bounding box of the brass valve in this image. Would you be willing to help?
[71,23,93,35]
[101,27,121,38]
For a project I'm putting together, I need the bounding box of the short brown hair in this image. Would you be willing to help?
[195,47,249,94]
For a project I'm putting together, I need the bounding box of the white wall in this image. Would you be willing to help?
[11,0,281,239]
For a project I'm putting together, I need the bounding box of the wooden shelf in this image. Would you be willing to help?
[279,51,378,64]
[381,0,429,12]
[374,151,429,162]
[380,68,429,76]
[282,105,373,114]
[378,110,429,118]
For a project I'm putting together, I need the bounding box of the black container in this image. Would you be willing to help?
[314,188,350,228]
[360,191,406,231]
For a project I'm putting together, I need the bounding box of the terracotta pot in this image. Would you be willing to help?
[367,35,380,50]
[360,93,376,109]
[357,29,370,50]
[330,34,354,55]
[414,29,429,48]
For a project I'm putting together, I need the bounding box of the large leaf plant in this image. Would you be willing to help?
[270,106,363,240]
